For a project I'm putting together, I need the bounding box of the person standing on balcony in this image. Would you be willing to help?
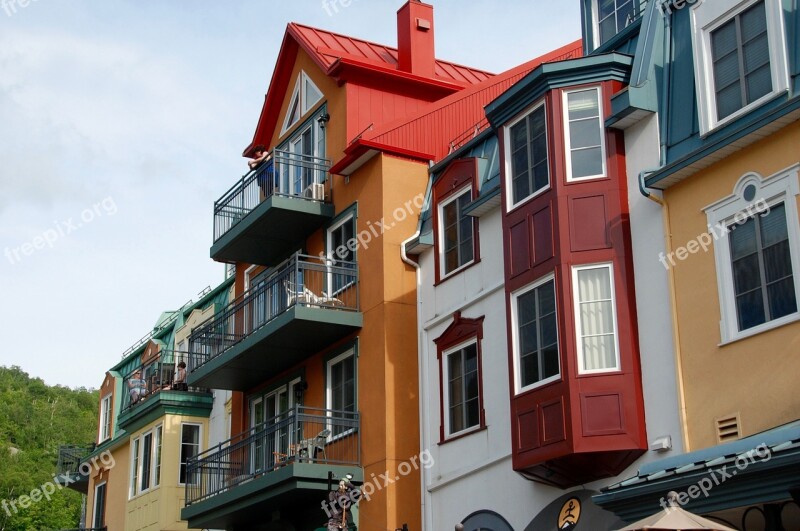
[128,370,147,405]
[171,361,188,391]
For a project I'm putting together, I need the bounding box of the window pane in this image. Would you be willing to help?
[571,147,604,178]
[568,90,600,121]
[740,1,768,42]
[759,203,788,246]
[736,289,766,330]
[714,51,742,91]
[763,241,793,283]
[517,279,559,388]
[577,267,617,371]
[141,433,152,491]
[616,0,634,30]
[767,277,798,319]
[732,255,762,293]
[521,352,539,387]
[731,218,758,258]
[717,83,744,119]
[570,119,603,149]
[598,0,616,19]
[712,20,738,59]
[542,345,560,379]
[450,403,464,433]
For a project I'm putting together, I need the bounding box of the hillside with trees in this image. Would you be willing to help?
[0,366,99,531]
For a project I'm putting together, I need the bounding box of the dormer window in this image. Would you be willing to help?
[593,0,635,48]
[690,0,789,133]
[281,71,324,135]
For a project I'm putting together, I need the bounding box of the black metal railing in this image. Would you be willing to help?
[56,445,95,476]
[213,149,332,243]
[184,406,360,506]
[121,351,209,413]
[187,254,359,374]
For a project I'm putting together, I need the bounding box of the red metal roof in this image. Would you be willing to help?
[289,23,493,87]
[330,40,583,174]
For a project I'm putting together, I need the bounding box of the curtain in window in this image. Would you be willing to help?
[577,267,617,371]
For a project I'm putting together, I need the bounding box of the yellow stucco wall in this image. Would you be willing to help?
[664,121,800,450]
[125,415,210,531]
[86,443,129,531]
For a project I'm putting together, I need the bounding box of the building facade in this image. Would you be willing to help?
[592,0,800,529]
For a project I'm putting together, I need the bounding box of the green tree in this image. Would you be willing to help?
[0,366,98,531]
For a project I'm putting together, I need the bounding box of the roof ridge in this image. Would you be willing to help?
[288,21,495,75]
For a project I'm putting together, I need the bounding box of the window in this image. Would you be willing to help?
[594,0,635,47]
[92,482,106,529]
[327,213,356,294]
[507,103,549,209]
[280,71,324,134]
[130,438,139,498]
[179,423,201,485]
[512,275,560,393]
[140,431,152,492]
[730,203,797,329]
[129,426,161,498]
[439,188,475,276]
[154,426,162,487]
[573,264,620,373]
[327,349,356,436]
[99,394,112,442]
[443,341,480,437]
[704,166,800,342]
[563,87,606,181]
[691,0,788,133]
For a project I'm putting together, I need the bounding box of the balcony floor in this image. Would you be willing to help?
[182,463,362,530]
[211,194,334,266]
[188,305,362,391]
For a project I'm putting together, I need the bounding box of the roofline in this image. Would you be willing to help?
[330,138,433,175]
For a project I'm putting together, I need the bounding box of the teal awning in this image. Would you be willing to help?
[593,420,800,522]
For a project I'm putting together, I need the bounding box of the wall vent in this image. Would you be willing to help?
[716,413,741,443]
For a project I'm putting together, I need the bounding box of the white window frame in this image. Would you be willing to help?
[704,165,800,343]
[326,213,357,296]
[563,86,607,182]
[572,263,622,374]
[326,348,357,439]
[438,185,476,279]
[99,394,112,443]
[442,338,481,438]
[690,0,789,135]
[511,274,561,394]
[178,422,203,487]
[129,437,139,499]
[153,425,162,488]
[91,481,106,529]
[504,100,550,212]
[280,71,324,136]
[128,425,162,499]
[591,0,637,49]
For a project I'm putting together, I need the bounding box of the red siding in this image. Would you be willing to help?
[502,80,647,488]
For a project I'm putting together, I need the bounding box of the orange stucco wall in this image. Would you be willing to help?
[663,120,800,450]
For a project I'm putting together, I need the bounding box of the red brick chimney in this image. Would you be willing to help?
[397,0,435,78]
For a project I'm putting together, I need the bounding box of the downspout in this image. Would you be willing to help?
[639,169,690,452]
[400,229,430,531]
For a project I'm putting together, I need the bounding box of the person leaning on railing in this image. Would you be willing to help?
[128,370,147,405]
[248,145,271,171]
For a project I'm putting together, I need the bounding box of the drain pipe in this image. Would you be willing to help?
[639,168,690,452]
[400,228,431,531]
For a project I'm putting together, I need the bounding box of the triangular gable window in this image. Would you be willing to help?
[281,71,324,135]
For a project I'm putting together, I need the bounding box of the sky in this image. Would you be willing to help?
[0,0,581,390]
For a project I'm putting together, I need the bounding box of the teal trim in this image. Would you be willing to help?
[485,54,634,129]
[322,339,359,412]
[646,95,800,189]
[593,421,800,522]
[181,463,363,529]
[117,391,214,432]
